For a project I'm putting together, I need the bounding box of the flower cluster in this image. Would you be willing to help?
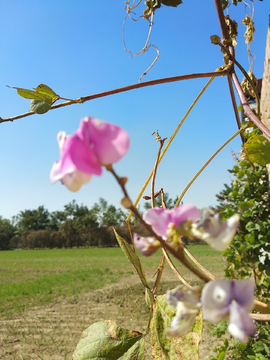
[166,278,255,343]
[133,204,239,255]
[50,117,130,191]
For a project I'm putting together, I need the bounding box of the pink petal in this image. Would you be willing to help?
[143,208,172,237]
[170,204,200,225]
[78,117,130,165]
[143,204,200,238]
[60,134,102,175]
[133,233,160,256]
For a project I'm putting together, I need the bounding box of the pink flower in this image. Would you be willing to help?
[133,234,160,256]
[50,117,130,191]
[133,204,200,255]
[143,204,200,238]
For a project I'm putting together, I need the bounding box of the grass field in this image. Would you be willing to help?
[0,246,225,359]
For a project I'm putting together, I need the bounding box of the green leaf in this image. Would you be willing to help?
[34,83,60,102]
[217,352,226,360]
[160,0,182,7]
[113,229,149,289]
[72,320,145,359]
[244,135,270,165]
[30,99,51,114]
[7,86,53,104]
[150,293,202,359]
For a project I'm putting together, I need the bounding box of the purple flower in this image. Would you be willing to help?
[143,204,200,238]
[133,234,160,256]
[201,278,255,343]
[50,117,130,191]
[166,285,201,337]
[191,209,239,251]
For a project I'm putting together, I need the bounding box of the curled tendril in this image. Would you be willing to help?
[122,1,160,81]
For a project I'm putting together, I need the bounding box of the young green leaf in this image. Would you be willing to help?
[244,135,270,165]
[34,84,60,102]
[72,320,145,360]
[30,99,51,114]
[113,229,149,289]
[150,294,202,359]
[7,86,53,104]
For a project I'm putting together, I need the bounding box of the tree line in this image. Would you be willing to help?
[0,194,204,250]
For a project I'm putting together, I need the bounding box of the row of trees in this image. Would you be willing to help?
[1,194,200,250]
[0,198,141,250]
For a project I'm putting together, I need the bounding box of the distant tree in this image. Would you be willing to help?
[0,216,16,250]
[92,198,126,226]
[144,193,179,210]
[15,206,50,235]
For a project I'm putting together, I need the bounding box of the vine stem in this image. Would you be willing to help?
[126,76,216,223]
[0,70,228,123]
[227,75,245,144]
[213,0,270,140]
[151,135,166,208]
[175,124,249,207]
[232,71,270,140]
[107,165,270,318]
[218,41,260,116]
[181,241,217,281]
[106,165,212,283]
[162,248,191,288]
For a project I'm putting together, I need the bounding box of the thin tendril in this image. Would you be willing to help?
[175,124,249,207]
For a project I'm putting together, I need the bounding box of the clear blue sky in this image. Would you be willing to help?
[0,1,269,219]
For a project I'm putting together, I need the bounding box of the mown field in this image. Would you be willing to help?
[0,246,225,359]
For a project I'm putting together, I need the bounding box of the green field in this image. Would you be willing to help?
[0,246,224,316]
[0,246,225,359]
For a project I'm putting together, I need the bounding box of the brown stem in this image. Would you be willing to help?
[107,165,211,282]
[232,71,270,139]
[160,188,167,209]
[213,0,229,42]
[219,43,260,116]
[181,241,217,281]
[250,313,270,321]
[151,136,166,208]
[108,165,270,313]
[0,70,228,123]
[152,253,166,295]
[162,248,191,288]
[129,205,211,283]
[227,75,245,144]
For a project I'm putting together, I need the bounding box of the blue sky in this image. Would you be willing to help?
[0,1,269,219]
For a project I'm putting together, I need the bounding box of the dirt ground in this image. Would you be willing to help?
[0,269,221,360]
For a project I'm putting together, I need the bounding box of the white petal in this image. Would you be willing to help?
[166,302,199,337]
[192,214,239,251]
[62,170,92,192]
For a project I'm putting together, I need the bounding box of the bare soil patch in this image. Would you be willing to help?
[0,269,221,359]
